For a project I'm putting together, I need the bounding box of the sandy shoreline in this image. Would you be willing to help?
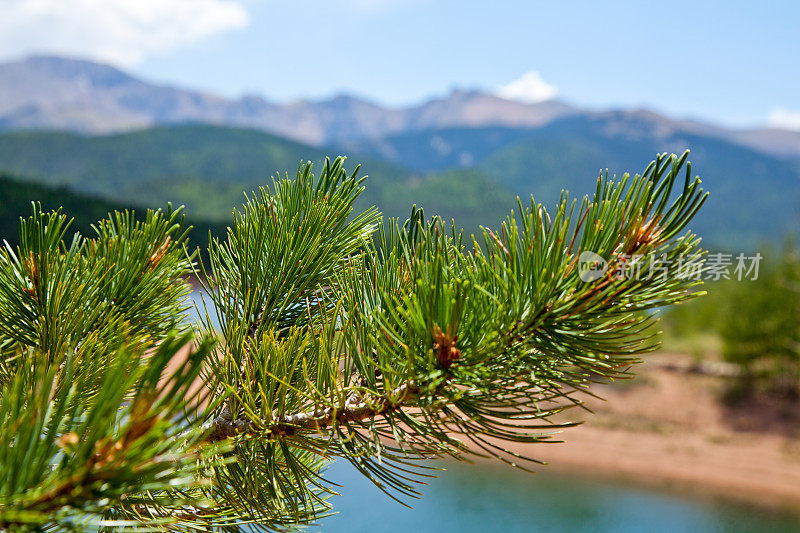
[479,353,800,512]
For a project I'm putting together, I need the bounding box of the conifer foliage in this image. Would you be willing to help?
[0,153,707,530]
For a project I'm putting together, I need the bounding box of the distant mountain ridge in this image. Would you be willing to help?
[1,55,798,251]
[0,55,576,145]
[2,55,799,160]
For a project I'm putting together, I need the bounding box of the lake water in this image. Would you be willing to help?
[186,293,800,532]
[318,461,800,533]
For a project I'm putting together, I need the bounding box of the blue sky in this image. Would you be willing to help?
[3,0,799,128]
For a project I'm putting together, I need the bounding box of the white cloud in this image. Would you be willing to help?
[768,108,800,131]
[494,71,558,104]
[0,0,250,66]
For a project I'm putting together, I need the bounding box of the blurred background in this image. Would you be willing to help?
[1,1,799,530]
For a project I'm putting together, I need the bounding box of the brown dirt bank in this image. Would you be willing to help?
[482,353,800,511]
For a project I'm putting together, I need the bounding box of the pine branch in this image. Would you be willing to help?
[0,152,710,530]
[206,381,419,441]
[198,152,708,504]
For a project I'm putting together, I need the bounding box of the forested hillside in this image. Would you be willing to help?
[347,115,800,248]
[0,172,227,254]
[0,120,796,249]
[0,125,516,237]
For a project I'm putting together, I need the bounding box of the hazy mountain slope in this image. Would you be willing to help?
[400,90,574,132]
[3,55,800,161]
[476,115,800,249]
[0,125,332,219]
[341,126,539,172]
[730,128,800,160]
[0,124,337,184]
[0,56,234,133]
[359,168,518,235]
[336,109,800,248]
[0,56,577,145]
[0,119,794,248]
[346,109,800,171]
[0,125,411,219]
[0,125,517,234]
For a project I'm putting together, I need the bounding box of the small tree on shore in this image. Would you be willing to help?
[0,153,706,530]
[719,243,800,398]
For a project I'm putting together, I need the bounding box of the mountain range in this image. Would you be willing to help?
[0,55,798,250]
[0,56,576,146]
[3,55,800,159]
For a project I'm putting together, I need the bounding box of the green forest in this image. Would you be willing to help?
[0,124,796,250]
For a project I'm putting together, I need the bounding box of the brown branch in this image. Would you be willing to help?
[205,382,418,442]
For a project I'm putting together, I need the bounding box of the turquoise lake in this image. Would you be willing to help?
[317,461,800,532]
